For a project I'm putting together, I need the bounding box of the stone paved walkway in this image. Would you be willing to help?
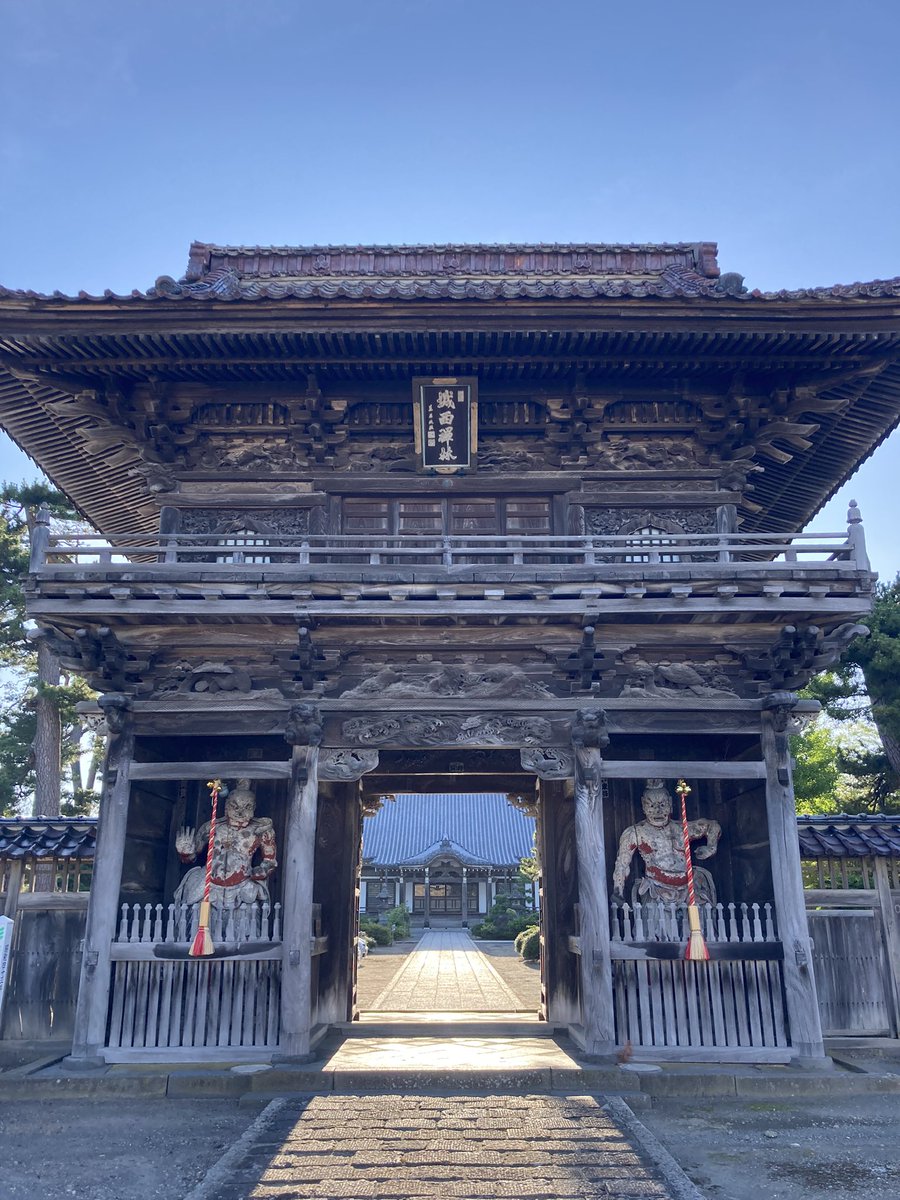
[191,1094,680,1200]
[368,931,526,1012]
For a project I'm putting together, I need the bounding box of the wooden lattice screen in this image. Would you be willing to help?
[609,900,789,1056]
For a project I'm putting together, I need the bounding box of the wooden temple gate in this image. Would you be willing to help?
[3,239,897,1065]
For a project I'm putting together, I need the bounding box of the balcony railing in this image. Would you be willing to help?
[31,522,870,575]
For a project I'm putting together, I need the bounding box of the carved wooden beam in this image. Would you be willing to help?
[319,749,379,781]
[520,748,575,779]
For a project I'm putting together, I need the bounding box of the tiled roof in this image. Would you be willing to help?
[2,241,898,304]
[2,814,897,866]
[363,793,535,869]
[797,815,900,859]
[0,819,97,860]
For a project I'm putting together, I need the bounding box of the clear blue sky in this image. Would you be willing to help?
[1,0,898,575]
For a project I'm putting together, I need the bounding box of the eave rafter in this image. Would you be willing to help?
[1,282,899,539]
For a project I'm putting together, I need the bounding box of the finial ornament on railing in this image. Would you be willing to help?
[846,499,870,572]
[28,504,52,571]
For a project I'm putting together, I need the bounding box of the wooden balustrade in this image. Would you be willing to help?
[603,898,788,1056]
[36,527,867,572]
[105,899,326,1058]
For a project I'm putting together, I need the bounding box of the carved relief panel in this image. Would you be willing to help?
[177,508,311,536]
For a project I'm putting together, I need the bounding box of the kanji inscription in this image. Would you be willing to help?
[415,377,477,471]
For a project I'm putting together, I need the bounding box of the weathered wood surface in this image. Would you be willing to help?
[0,905,86,1040]
[104,898,291,1053]
[3,861,25,917]
[807,909,893,1036]
[762,702,827,1060]
[573,744,616,1057]
[29,596,871,620]
[803,889,879,908]
[873,857,900,1033]
[609,942,783,961]
[599,760,766,780]
[539,780,580,1026]
[38,528,864,570]
[128,760,290,780]
[69,713,134,1062]
[313,784,361,1027]
[107,957,281,1052]
[611,957,789,1051]
[277,743,319,1060]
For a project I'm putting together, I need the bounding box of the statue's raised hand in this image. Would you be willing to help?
[175,826,196,857]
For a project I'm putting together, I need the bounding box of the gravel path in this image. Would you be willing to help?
[0,1097,253,1200]
[639,1093,900,1200]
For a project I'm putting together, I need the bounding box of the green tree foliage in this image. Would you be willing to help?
[806,578,900,775]
[836,742,900,815]
[792,577,900,816]
[791,718,900,816]
[0,481,101,816]
[791,722,842,813]
[519,830,540,881]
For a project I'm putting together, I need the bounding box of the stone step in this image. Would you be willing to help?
[339,1019,563,1038]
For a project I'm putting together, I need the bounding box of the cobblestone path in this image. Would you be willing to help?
[368,930,525,1012]
[196,1093,679,1200]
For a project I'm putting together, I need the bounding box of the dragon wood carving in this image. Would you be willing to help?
[341,713,554,747]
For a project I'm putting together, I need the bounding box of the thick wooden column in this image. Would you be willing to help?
[873,857,900,1033]
[572,710,616,1058]
[536,778,579,1025]
[761,695,828,1063]
[313,780,362,1027]
[461,867,469,927]
[67,695,132,1065]
[278,705,323,1061]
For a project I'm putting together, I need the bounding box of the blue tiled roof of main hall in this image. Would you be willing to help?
[363,794,535,868]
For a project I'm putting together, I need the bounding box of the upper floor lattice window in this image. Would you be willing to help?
[215,529,272,565]
[623,525,680,563]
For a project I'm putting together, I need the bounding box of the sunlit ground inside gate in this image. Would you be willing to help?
[356,929,542,1017]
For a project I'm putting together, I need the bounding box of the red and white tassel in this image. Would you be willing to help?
[188,779,221,958]
[676,779,709,962]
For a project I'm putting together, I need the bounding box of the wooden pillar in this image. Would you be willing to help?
[423,867,431,927]
[537,778,580,1025]
[761,695,828,1063]
[461,867,469,927]
[874,857,900,1034]
[3,861,24,919]
[313,781,362,1027]
[278,704,323,1061]
[572,709,616,1058]
[67,695,133,1065]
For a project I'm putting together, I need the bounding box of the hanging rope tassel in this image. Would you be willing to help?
[189,778,222,958]
[676,778,709,962]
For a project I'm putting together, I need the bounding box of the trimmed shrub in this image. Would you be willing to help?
[471,910,536,941]
[514,924,539,954]
[383,905,411,938]
[359,919,392,946]
[520,928,541,961]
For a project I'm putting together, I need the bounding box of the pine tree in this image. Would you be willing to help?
[797,577,900,814]
[0,482,102,816]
